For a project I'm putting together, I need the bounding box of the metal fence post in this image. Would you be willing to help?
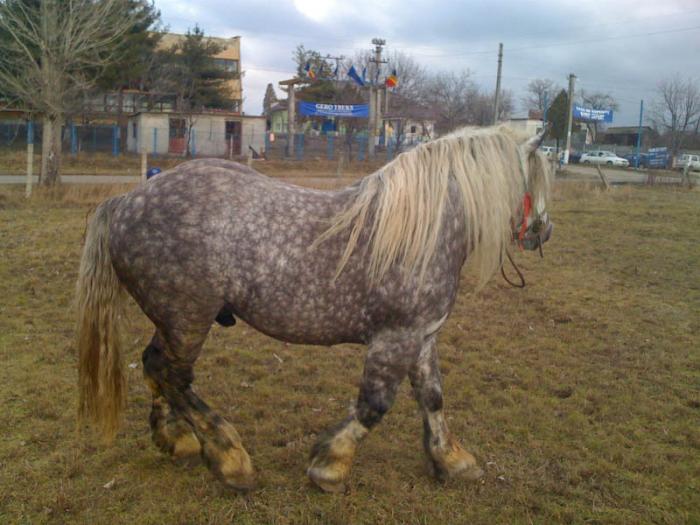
[71,124,77,156]
[358,136,366,161]
[152,127,158,157]
[112,125,119,156]
[295,133,304,160]
[327,135,334,161]
[191,128,196,157]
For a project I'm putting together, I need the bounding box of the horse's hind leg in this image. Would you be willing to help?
[142,326,256,491]
[408,335,483,482]
[143,334,201,466]
[308,331,419,492]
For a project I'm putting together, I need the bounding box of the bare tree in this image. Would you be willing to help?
[422,70,477,133]
[521,78,561,114]
[650,75,700,155]
[0,0,148,185]
[577,90,618,142]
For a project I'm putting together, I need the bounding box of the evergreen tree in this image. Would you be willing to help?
[263,83,278,115]
[546,89,579,151]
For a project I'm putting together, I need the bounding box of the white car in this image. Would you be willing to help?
[580,150,629,167]
[673,153,700,172]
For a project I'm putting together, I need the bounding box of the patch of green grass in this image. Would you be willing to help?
[0,182,698,524]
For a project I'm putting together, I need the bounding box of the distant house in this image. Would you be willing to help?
[268,100,289,134]
[382,97,436,145]
[504,118,545,137]
[126,111,265,157]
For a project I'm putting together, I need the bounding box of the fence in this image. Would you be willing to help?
[0,121,413,164]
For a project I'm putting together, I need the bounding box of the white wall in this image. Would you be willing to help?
[242,116,266,154]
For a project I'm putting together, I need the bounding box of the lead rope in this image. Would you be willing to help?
[500,249,526,288]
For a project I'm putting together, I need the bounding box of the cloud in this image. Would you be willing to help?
[157,0,700,125]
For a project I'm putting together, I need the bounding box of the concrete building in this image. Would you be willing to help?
[158,33,242,113]
[127,111,265,157]
[504,118,545,136]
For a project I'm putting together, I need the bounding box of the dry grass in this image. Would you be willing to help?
[0,175,698,524]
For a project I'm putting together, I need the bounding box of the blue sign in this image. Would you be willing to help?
[300,102,369,118]
[646,147,668,168]
[573,105,613,123]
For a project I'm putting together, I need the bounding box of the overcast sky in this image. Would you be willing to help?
[157,0,700,126]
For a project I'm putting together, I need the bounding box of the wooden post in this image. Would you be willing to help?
[595,164,611,190]
[279,78,307,159]
[25,121,34,198]
[368,86,376,158]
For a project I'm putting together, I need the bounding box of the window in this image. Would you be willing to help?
[213,58,239,73]
[410,125,417,134]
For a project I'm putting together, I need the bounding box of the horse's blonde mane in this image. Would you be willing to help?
[316,125,551,287]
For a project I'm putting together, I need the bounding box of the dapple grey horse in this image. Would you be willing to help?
[76,125,552,492]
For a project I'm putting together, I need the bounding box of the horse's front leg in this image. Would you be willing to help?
[409,335,483,482]
[307,331,420,493]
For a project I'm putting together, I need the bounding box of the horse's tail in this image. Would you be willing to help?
[76,196,127,442]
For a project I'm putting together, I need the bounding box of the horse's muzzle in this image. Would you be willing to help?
[519,218,553,251]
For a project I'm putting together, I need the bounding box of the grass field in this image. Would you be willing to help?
[0,172,698,524]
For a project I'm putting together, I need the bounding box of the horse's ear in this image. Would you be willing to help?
[522,123,549,154]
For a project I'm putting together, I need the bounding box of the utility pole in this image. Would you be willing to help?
[563,73,576,165]
[325,53,345,87]
[368,38,387,158]
[492,43,503,125]
[635,100,644,168]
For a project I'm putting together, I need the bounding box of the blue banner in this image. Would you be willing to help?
[647,147,668,168]
[573,105,613,123]
[299,101,369,118]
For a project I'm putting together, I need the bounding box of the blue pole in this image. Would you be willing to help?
[112,125,119,156]
[191,129,196,157]
[152,127,158,157]
[358,136,366,161]
[92,126,97,153]
[635,100,644,168]
[71,124,77,156]
[327,135,334,160]
[295,133,304,160]
[27,120,34,145]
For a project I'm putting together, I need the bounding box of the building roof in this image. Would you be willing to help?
[603,126,655,134]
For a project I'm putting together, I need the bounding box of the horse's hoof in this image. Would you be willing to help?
[171,431,202,467]
[307,466,348,493]
[202,439,257,493]
[430,434,483,482]
[219,471,257,493]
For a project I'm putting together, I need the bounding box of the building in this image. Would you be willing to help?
[158,33,242,113]
[84,33,243,119]
[504,118,545,137]
[127,111,265,157]
[599,126,656,149]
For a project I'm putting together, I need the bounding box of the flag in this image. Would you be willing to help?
[347,65,365,87]
[304,61,316,80]
[361,67,367,84]
[333,63,339,78]
[385,69,398,88]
